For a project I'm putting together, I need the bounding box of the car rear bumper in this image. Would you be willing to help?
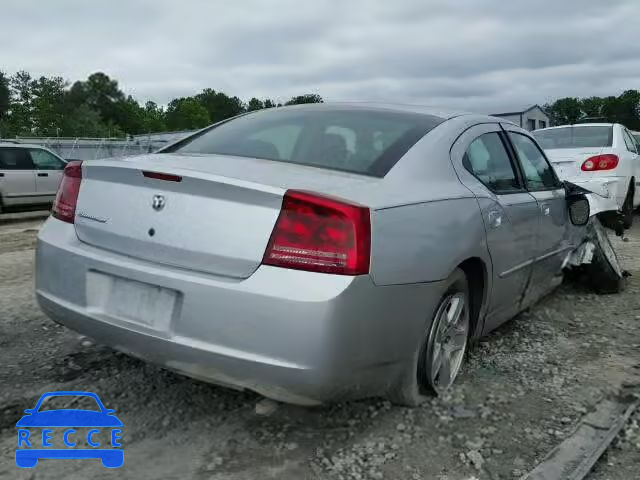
[565,176,628,209]
[35,218,444,405]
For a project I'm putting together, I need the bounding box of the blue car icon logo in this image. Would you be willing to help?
[15,391,123,468]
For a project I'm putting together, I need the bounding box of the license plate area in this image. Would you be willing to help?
[86,271,180,330]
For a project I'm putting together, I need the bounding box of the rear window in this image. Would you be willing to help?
[164,107,444,177]
[533,126,613,150]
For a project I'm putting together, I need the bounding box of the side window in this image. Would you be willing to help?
[0,148,35,170]
[462,132,521,193]
[622,130,638,154]
[29,149,66,170]
[508,133,561,190]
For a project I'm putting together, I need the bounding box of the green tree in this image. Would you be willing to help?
[165,97,210,130]
[601,90,640,130]
[30,75,67,136]
[195,88,245,123]
[140,101,167,133]
[0,71,9,121]
[112,95,146,135]
[60,104,116,137]
[68,72,126,126]
[285,93,323,105]
[544,97,582,125]
[9,71,34,135]
[579,96,604,119]
[247,97,265,111]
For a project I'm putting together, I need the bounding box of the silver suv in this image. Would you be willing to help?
[0,143,67,213]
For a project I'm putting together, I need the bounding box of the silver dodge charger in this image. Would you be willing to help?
[35,103,589,406]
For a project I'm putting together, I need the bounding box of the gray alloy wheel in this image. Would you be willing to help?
[388,269,470,406]
[423,289,470,394]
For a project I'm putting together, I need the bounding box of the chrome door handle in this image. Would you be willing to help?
[540,203,550,216]
[488,210,502,228]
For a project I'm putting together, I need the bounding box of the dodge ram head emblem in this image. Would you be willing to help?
[152,194,166,211]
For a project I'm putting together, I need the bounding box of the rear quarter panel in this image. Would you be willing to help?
[369,197,491,286]
[366,115,494,287]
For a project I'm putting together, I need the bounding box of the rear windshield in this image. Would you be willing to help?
[164,107,443,177]
[533,126,613,150]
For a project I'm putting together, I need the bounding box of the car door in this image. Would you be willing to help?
[502,125,571,306]
[0,147,37,206]
[450,124,539,332]
[29,148,66,199]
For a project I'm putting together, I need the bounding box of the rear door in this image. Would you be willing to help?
[450,124,539,332]
[0,147,37,205]
[29,148,66,198]
[503,125,571,304]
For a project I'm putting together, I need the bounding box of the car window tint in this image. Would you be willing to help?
[30,149,66,170]
[509,133,560,190]
[0,148,34,170]
[38,395,101,412]
[462,132,520,193]
[165,108,444,177]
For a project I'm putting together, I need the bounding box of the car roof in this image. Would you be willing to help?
[273,101,477,120]
[0,142,49,149]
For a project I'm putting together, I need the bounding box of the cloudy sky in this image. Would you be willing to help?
[2,0,639,113]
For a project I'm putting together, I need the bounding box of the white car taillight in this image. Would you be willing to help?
[581,154,619,171]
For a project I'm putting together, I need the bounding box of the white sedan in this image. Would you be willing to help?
[534,123,640,228]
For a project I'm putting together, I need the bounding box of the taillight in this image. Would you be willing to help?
[262,190,371,275]
[52,161,83,224]
[581,154,619,171]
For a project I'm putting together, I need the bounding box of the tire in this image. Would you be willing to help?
[584,218,626,294]
[388,269,470,407]
[622,184,634,229]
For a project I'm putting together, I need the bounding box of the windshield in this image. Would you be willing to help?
[164,107,443,177]
[533,126,613,150]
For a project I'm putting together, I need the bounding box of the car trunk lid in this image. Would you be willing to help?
[545,147,606,179]
[74,153,377,278]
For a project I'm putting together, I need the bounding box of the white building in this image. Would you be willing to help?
[491,105,550,131]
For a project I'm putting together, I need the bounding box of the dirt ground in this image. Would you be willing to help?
[0,214,639,480]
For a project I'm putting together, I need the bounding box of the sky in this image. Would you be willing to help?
[2,0,640,113]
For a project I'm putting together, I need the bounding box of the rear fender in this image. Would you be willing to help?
[369,197,491,285]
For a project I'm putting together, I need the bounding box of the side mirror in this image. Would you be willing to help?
[23,409,34,415]
[567,195,590,226]
[563,181,591,226]
[105,409,115,415]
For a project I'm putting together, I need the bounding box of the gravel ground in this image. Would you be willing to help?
[0,215,639,480]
